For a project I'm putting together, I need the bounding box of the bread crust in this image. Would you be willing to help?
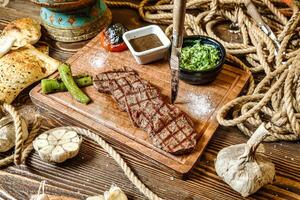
[0,44,60,103]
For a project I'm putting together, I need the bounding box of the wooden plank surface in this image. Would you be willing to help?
[1,1,300,199]
[30,32,249,176]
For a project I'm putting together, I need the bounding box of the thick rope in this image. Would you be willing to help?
[105,0,300,141]
[69,127,163,200]
[1,103,24,165]
[0,0,9,7]
[0,103,42,167]
[0,103,162,200]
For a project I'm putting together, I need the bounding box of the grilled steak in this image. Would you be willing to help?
[94,68,198,155]
[121,89,197,154]
[93,67,137,93]
[110,85,161,125]
[108,77,158,111]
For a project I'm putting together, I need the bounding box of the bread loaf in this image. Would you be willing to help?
[0,18,41,57]
[0,44,60,103]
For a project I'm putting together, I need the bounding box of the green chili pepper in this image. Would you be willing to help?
[58,63,91,104]
[41,75,93,94]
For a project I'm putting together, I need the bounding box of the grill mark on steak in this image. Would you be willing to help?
[109,82,160,126]
[93,67,137,93]
[127,98,197,154]
[117,87,196,154]
[159,114,196,154]
[108,76,157,111]
[121,88,163,128]
[94,67,198,155]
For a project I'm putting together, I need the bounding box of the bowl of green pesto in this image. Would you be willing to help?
[179,35,226,84]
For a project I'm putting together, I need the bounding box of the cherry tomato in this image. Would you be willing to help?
[100,24,128,52]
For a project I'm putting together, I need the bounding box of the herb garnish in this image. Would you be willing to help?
[180,42,220,71]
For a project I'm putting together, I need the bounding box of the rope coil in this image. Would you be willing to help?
[106,0,300,141]
[0,1,298,199]
[0,103,162,200]
[0,103,42,167]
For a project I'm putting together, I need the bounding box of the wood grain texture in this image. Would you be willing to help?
[0,2,300,200]
[30,32,250,176]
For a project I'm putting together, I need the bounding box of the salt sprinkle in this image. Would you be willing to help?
[89,51,108,68]
[170,176,174,181]
[184,92,214,118]
[291,158,294,161]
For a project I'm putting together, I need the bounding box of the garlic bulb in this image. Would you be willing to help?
[30,194,50,200]
[104,185,127,200]
[86,196,104,200]
[33,128,82,163]
[0,115,28,152]
[30,180,50,200]
[87,185,127,200]
[31,180,79,200]
[215,124,275,197]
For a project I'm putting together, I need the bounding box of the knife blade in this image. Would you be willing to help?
[244,0,280,55]
[170,0,187,104]
[260,24,280,55]
[170,46,180,103]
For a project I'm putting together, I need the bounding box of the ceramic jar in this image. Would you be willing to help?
[31,0,112,42]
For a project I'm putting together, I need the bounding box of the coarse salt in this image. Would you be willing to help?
[89,51,108,68]
[184,92,214,118]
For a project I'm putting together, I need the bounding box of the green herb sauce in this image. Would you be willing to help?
[180,42,220,71]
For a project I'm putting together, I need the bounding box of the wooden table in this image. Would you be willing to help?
[1,1,300,199]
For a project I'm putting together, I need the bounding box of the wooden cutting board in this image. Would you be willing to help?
[30,34,250,178]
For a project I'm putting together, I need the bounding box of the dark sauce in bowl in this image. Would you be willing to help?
[129,34,163,52]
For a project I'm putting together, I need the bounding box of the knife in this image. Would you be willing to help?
[170,0,187,104]
[244,0,280,55]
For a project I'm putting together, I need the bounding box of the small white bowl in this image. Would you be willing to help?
[123,25,171,64]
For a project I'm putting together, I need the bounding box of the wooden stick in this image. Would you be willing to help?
[172,0,187,48]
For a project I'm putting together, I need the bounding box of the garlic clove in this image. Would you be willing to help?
[52,130,65,140]
[61,131,77,139]
[38,146,54,162]
[62,142,79,152]
[39,133,48,139]
[39,146,55,155]
[34,139,49,148]
[51,145,66,163]
[71,137,80,143]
